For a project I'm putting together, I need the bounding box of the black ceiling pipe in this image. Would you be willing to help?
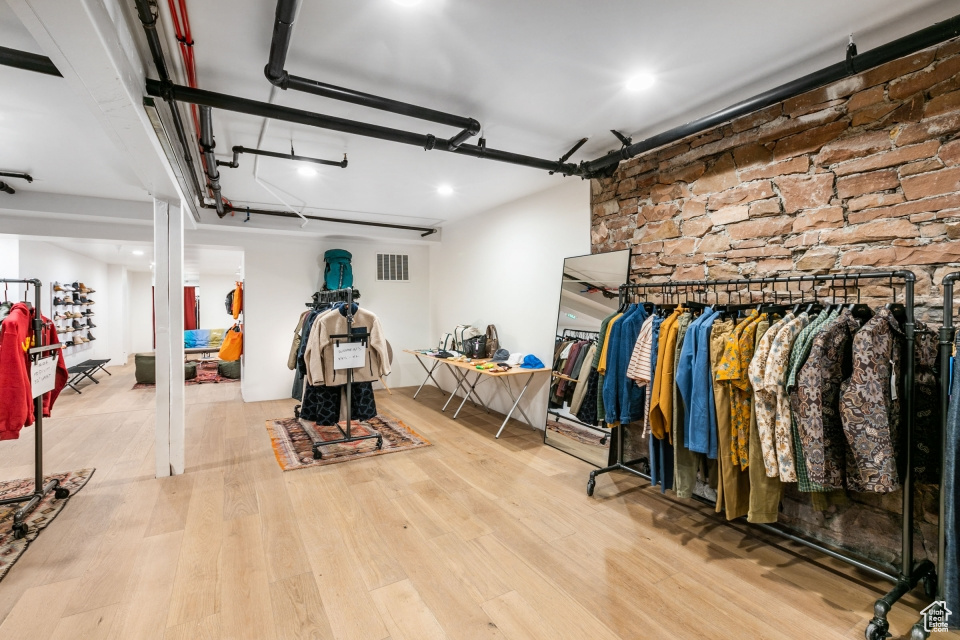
[0,45,61,77]
[218,145,347,169]
[265,0,481,144]
[0,171,33,183]
[227,204,437,237]
[146,79,581,175]
[582,13,960,177]
[0,182,15,195]
[198,105,226,217]
[133,0,204,203]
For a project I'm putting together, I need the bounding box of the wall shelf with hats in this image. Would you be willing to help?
[51,281,97,355]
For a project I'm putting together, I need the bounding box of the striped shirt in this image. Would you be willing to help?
[626,315,655,385]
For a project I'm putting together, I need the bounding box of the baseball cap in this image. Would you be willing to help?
[490,348,510,362]
[519,355,545,369]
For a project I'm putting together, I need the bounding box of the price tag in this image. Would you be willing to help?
[334,342,366,370]
[31,356,57,398]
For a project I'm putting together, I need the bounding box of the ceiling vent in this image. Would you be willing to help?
[377,254,409,282]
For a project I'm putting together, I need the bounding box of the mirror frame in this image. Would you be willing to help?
[543,248,630,466]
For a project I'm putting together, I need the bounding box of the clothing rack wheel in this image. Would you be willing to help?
[600,271,926,639]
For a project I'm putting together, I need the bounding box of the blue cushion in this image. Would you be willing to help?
[184,329,211,348]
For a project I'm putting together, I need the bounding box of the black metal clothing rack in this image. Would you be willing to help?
[585,271,934,640]
[307,287,383,460]
[0,278,69,539]
[559,328,601,340]
[910,272,960,639]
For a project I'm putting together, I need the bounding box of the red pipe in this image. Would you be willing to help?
[165,0,210,198]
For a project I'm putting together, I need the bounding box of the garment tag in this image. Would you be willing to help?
[890,360,898,400]
[31,356,57,398]
[334,342,366,370]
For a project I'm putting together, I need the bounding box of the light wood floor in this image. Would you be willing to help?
[0,362,941,640]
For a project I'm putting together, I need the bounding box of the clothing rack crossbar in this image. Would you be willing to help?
[560,328,601,339]
[589,270,931,640]
[0,278,68,539]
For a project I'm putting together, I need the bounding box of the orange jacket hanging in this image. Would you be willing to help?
[231,281,243,319]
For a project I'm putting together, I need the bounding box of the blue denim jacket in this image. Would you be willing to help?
[687,310,719,458]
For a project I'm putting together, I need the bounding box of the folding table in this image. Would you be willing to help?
[405,350,549,438]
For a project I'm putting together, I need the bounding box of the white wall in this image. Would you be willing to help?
[429,180,591,429]
[0,236,20,300]
[18,239,111,367]
[198,274,237,331]
[128,270,154,354]
[105,264,129,365]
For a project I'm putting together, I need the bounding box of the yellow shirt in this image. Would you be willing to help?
[597,313,623,375]
[648,310,681,440]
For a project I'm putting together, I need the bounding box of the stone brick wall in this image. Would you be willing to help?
[591,37,960,321]
[589,39,960,566]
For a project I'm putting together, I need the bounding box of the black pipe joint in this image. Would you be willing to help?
[424,134,437,151]
[264,64,290,89]
[0,182,15,195]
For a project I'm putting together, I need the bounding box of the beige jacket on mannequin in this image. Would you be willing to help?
[304,307,390,386]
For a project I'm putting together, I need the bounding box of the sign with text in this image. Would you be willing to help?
[31,356,57,398]
[334,342,366,370]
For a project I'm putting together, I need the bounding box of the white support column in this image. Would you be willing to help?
[153,199,185,478]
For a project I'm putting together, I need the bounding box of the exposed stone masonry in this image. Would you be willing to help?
[588,39,960,564]
[591,38,960,320]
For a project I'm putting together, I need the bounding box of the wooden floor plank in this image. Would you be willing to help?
[371,578,449,640]
[267,572,335,640]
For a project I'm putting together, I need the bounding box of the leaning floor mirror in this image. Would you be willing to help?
[544,249,629,466]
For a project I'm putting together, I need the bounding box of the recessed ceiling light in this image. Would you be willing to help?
[298,165,317,177]
[625,72,656,92]
[132,250,145,256]
[437,184,454,196]
[392,0,423,6]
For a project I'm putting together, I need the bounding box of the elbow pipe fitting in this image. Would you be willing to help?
[447,118,481,149]
[0,182,15,195]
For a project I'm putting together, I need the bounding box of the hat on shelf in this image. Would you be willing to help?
[490,348,510,362]
[519,355,545,369]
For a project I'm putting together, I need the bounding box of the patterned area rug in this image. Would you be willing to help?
[133,361,240,389]
[0,468,95,581]
[266,414,431,471]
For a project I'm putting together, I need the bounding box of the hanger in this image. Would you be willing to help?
[884,275,907,325]
[846,276,874,322]
[684,286,707,311]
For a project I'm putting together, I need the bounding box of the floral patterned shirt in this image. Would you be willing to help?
[763,313,809,482]
[749,314,791,478]
[715,312,759,468]
[839,308,902,493]
[792,310,860,489]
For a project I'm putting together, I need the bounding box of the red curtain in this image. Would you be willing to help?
[184,286,197,330]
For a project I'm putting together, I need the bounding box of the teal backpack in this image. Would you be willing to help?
[323,249,354,290]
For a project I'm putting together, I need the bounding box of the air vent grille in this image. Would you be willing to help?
[377,254,409,281]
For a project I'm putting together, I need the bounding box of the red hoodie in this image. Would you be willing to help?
[0,303,68,440]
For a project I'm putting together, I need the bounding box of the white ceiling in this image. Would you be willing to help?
[2,0,960,230]
[0,2,151,203]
